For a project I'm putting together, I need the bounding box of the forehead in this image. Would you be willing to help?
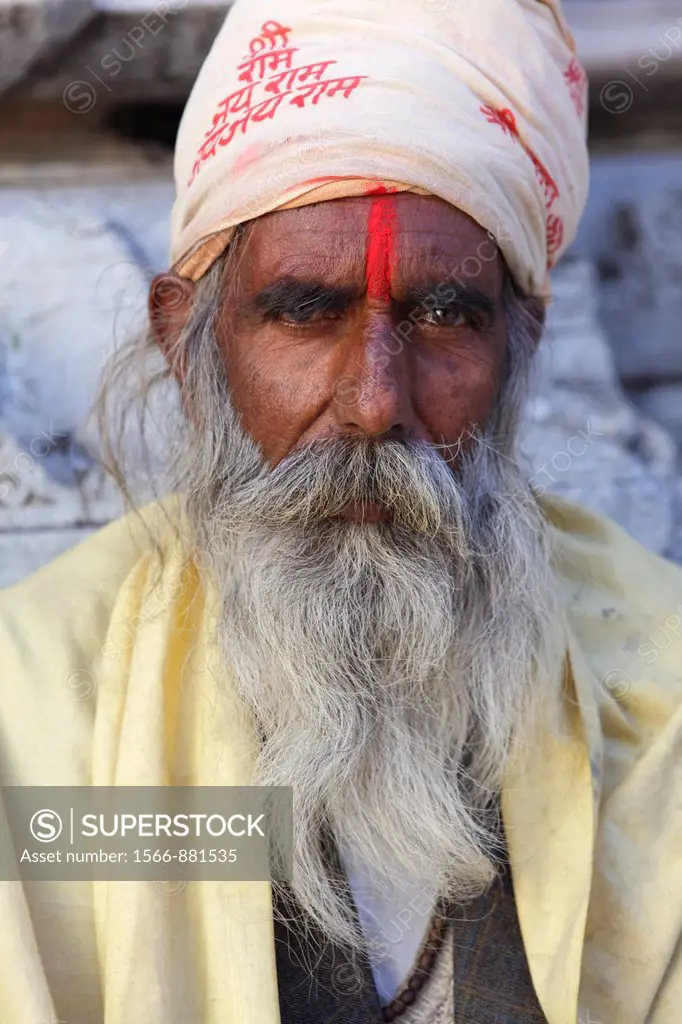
[241,193,503,294]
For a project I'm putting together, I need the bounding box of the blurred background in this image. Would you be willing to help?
[1,0,682,586]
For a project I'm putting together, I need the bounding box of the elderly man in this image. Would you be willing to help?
[2,1,682,1022]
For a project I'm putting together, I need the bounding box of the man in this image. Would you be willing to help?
[1,1,682,1022]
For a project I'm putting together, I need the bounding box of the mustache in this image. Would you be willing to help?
[215,436,475,536]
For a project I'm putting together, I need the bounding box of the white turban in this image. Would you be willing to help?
[170,0,589,300]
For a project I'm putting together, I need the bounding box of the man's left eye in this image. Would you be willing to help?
[420,307,467,328]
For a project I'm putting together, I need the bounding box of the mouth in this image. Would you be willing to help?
[339,501,394,524]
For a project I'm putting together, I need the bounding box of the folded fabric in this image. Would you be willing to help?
[170,0,589,299]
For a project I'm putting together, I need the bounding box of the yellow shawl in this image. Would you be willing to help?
[1,494,681,1023]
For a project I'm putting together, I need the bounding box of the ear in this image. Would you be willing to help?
[148,273,196,384]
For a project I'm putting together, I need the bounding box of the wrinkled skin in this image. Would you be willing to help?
[150,194,512,518]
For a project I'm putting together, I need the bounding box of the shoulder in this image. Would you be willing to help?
[0,501,181,785]
[0,503,174,663]
[540,491,682,593]
[540,493,682,781]
[539,493,682,670]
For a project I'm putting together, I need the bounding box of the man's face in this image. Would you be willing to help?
[212,194,507,487]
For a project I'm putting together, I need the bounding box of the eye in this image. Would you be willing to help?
[278,303,341,325]
[420,307,468,328]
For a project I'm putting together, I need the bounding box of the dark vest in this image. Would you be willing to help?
[273,858,549,1023]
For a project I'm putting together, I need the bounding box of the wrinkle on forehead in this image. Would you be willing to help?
[242,194,503,294]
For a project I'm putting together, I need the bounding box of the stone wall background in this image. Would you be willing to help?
[2,0,682,586]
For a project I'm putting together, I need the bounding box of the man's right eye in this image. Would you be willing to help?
[277,304,341,326]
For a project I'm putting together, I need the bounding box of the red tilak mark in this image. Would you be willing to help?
[366,197,397,301]
[365,183,398,196]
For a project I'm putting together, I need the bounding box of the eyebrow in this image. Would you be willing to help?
[250,279,358,319]
[248,276,496,324]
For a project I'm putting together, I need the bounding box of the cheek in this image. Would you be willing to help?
[221,333,333,463]
[417,348,504,440]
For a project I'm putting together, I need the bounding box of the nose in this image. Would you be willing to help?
[332,316,413,439]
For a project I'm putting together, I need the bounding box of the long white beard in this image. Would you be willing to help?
[149,263,567,953]
[182,417,565,953]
